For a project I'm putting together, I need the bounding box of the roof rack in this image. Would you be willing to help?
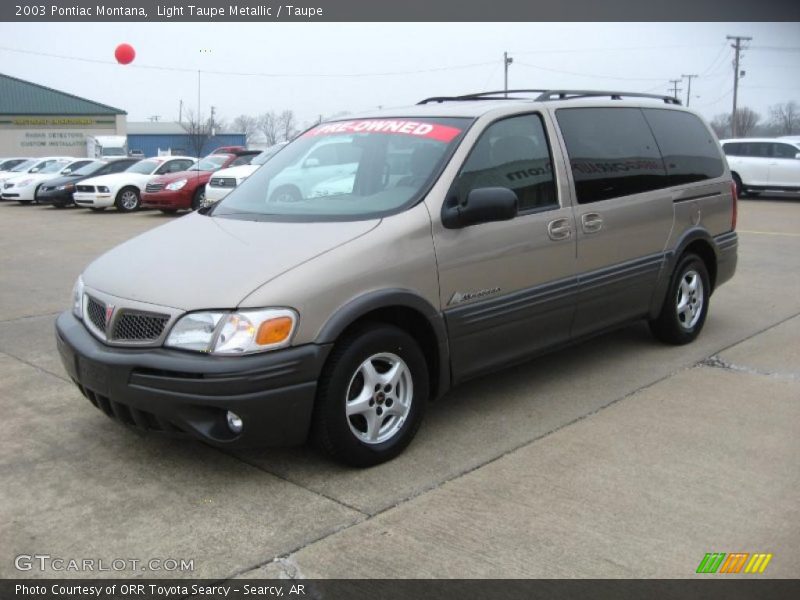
[418,89,681,106]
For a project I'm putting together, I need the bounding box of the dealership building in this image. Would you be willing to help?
[0,72,127,157]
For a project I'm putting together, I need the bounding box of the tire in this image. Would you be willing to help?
[732,173,747,198]
[269,185,302,203]
[191,187,205,210]
[312,324,429,467]
[649,253,711,345]
[115,187,140,212]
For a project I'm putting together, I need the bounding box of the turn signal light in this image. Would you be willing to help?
[256,317,294,345]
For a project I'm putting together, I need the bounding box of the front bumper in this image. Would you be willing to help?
[141,188,192,210]
[36,188,74,205]
[2,187,35,201]
[74,192,114,208]
[56,311,331,447]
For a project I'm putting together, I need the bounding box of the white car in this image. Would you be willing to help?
[721,138,800,197]
[73,156,196,212]
[204,143,287,206]
[0,156,73,189]
[1,157,94,204]
[0,157,31,175]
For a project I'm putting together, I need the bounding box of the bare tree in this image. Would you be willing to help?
[182,108,212,157]
[710,113,730,138]
[768,101,800,135]
[232,114,259,145]
[732,107,761,138]
[257,111,280,146]
[278,110,298,141]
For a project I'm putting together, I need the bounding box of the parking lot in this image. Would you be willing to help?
[1,197,798,579]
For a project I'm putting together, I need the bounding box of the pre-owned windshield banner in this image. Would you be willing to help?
[304,120,463,142]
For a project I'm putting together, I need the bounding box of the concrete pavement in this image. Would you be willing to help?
[1,198,798,579]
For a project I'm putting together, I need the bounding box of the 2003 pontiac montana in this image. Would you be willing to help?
[56,89,738,466]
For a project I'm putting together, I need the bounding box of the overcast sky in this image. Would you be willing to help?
[0,22,798,128]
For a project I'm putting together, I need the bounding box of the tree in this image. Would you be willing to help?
[182,108,212,157]
[768,101,800,135]
[232,114,259,145]
[278,110,298,141]
[731,107,760,137]
[257,111,280,146]
[710,113,730,138]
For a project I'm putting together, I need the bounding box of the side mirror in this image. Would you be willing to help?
[30,167,39,173]
[795,152,800,160]
[62,168,72,175]
[303,157,320,168]
[442,187,518,229]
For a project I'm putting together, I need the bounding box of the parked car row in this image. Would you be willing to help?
[0,147,266,213]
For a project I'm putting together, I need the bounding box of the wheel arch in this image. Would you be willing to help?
[649,228,719,319]
[315,289,450,400]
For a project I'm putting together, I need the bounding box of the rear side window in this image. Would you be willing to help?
[556,107,666,204]
[740,142,771,158]
[773,143,799,159]
[642,109,724,185]
[454,113,557,212]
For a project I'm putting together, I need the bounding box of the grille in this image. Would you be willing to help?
[145,183,164,193]
[78,385,184,433]
[210,177,236,188]
[111,312,169,342]
[76,185,95,193]
[86,296,107,332]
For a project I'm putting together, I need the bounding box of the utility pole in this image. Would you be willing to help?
[681,74,698,107]
[178,100,183,123]
[210,105,216,137]
[669,79,682,101]
[726,35,752,137]
[503,52,513,97]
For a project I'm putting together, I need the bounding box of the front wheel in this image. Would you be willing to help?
[312,324,428,467]
[115,187,140,212]
[191,187,206,210]
[649,253,710,345]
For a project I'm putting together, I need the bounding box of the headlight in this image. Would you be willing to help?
[166,179,187,191]
[165,308,297,355]
[57,183,75,191]
[98,186,110,193]
[71,276,84,319]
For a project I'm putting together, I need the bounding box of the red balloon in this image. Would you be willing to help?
[114,43,135,65]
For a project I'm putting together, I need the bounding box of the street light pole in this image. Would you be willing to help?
[503,52,513,97]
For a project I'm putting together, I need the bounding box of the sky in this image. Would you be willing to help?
[0,22,798,129]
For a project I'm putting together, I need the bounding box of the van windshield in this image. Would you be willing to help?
[211,117,470,221]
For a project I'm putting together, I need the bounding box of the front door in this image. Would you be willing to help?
[432,113,577,382]
[768,142,800,188]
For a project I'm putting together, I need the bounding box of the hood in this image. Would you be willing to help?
[151,170,213,186]
[44,173,86,187]
[80,173,130,187]
[211,164,259,179]
[83,211,380,310]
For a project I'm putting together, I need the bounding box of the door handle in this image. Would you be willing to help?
[581,212,604,233]
[547,218,572,241]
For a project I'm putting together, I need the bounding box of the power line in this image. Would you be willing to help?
[0,45,496,78]
[515,61,668,81]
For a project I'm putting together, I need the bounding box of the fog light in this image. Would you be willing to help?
[226,411,243,434]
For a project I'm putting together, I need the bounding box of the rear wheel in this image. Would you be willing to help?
[312,324,428,467]
[649,253,710,345]
[115,187,140,212]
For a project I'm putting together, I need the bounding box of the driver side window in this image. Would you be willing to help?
[455,114,557,213]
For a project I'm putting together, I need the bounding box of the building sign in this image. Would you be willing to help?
[0,116,116,129]
[19,131,87,148]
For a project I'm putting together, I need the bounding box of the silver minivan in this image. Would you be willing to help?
[56,90,738,466]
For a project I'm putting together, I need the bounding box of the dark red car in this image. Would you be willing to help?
[141,152,258,212]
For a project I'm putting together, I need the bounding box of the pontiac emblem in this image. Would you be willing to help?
[105,304,115,328]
